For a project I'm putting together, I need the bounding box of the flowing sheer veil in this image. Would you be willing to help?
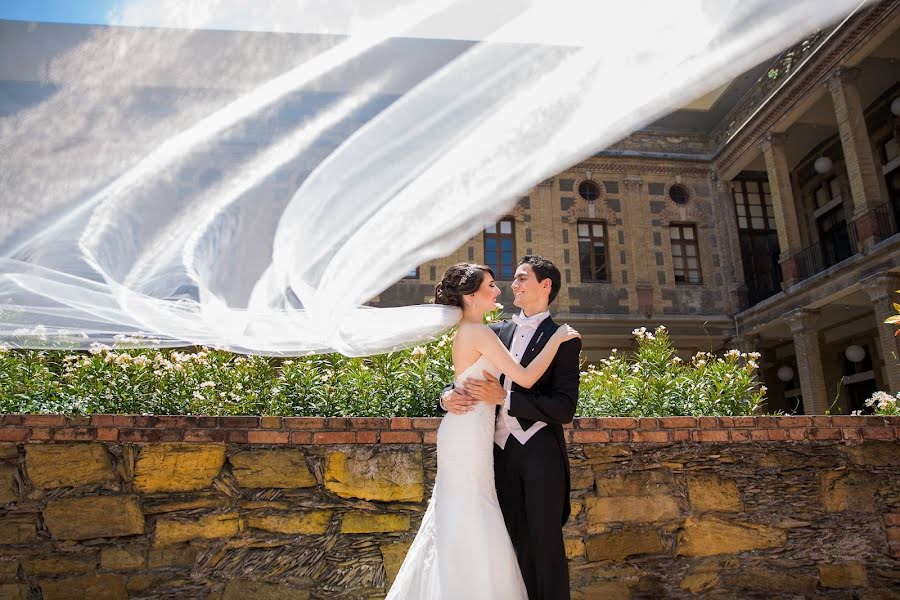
[0,0,869,355]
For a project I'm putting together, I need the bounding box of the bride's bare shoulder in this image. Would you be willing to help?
[455,322,493,346]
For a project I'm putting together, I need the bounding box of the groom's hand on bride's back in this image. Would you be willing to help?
[441,386,480,415]
[463,372,506,406]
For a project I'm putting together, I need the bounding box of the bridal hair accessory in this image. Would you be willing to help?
[459,266,477,286]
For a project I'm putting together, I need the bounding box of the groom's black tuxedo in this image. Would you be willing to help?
[490,316,580,524]
[492,315,579,600]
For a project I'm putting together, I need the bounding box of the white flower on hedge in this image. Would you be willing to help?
[411,346,427,357]
[193,391,204,400]
[865,391,894,408]
[200,381,215,389]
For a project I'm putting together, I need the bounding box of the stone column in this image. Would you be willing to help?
[828,67,885,247]
[861,273,900,393]
[785,309,828,414]
[711,174,748,312]
[760,134,803,287]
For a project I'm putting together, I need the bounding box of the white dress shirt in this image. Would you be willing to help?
[494,310,550,449]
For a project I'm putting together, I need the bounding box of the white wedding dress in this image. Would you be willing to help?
[386,355,528,600]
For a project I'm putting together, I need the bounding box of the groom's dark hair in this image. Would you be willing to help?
[519,255,561,304]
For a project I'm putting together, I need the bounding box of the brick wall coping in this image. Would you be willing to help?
[0,414,897,445]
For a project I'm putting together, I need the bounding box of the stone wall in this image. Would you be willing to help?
[0,415,898,599]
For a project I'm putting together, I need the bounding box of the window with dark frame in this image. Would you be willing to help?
[732,178,781,306]
[668,184,689,205]
[404,267,419,279]
[670,223,702,284]
[577,220,609,282]
[578,180,601,202]
[484,218,516,279]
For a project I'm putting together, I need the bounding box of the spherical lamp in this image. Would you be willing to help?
[813,156,833,174]
[891,96,900,117]
[844,344,865,363]
[776,365,794,382]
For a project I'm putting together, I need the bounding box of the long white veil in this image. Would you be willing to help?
[0,0,869,355]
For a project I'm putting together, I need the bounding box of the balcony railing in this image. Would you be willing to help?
[872,200,900,243]
[746,253,783,306]
[792,201,899,282]
[794,224,856,282]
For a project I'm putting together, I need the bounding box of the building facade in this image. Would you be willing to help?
[377,0,900,415]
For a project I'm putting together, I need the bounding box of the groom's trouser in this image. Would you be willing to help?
[494,427,569,600]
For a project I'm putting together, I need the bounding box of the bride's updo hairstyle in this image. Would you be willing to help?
[434,263,493,308]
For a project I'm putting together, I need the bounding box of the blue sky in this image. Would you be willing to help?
[0,0,115,24]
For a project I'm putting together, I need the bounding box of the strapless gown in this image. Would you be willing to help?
[385,356,528,600]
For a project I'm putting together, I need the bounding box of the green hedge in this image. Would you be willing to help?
[0,323,781,417]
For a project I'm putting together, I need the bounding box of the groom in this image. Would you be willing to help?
[441,255,580,600]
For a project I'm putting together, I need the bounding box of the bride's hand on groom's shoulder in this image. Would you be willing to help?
[442,386,480,414]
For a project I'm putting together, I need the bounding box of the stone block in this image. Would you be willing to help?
[595,471,673,496]
[380,541,412,587]
[142,496,227,514]
[222,579,310,600]
[570,500,583,520]
[725,567,816,595]
[0,463,16,504]
[676,517,786,557]
[580,446,632,465]
[22,553,97,576]
[325,448,423,502]
[340,512,411,534]
[43,496,144,540]
[0,514,37,543]
[585,528,666,561]
[759,448,834,469]
[571,581,631,599]
[820,470,880,512]
[565,537,585,559]
[0,583,27,600]
[570,467,594,490]
[0,559,18,580]
[39,574,128,600]
[147,544,197,568]
[818,562,868,588]
[153,512,241,546]
[100,546,146,570]
[133,443,225,493]
[680,572,720,593]
[229,449,316,489]
[842,442,899,466]
[247,511,332,535]
[0,445,18,461]
[686,474,743,513]
[124,574,166,594]
[25,444,118,489]
[586,495,680,526]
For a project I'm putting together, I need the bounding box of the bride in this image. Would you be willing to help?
[386,263,580,599]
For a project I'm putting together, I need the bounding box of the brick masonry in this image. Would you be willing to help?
[1,414,897,445]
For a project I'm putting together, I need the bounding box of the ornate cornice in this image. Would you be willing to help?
[570,159,712,178]
[714,0,898,177]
